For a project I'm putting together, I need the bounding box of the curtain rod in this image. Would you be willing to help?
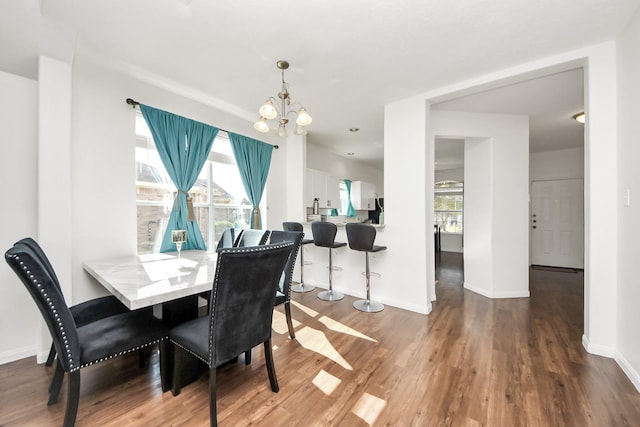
[125,98,278,149]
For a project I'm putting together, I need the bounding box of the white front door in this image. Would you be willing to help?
[530,179,584,268]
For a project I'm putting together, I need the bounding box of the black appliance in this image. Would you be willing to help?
[368,197,384,224]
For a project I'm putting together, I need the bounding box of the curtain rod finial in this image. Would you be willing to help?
[126,98,139,108]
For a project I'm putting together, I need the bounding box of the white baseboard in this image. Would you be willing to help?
[300,281,432,315]
[464,282,530,299]
[0,345,36,365]
[581,334,616,358]
[615,351,640,393]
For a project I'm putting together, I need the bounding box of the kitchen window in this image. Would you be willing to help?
[434,180,463,233]
[135,114,252,254]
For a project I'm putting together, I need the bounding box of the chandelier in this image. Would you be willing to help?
[254,60,313,137]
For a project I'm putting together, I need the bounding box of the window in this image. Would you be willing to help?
[434,180,463,233]
[135,115,252,253]
[338,180,348,215]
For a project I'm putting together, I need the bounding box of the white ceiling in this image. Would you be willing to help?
[1,0,638,170]
[434,68,586,170]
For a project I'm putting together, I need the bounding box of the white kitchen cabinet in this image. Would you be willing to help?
[305,169,341,208]
[351,181,376,210]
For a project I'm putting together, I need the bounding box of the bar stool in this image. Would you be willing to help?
[283,222,315,293]
[311,221,347,301]
[345,223,387,312]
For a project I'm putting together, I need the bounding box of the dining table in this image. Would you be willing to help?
[83,250,217,326]
[83,250,218,389]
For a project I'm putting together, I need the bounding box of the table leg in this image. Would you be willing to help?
[162,295,204,390]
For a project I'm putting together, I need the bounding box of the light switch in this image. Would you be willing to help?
[624,189,631,207]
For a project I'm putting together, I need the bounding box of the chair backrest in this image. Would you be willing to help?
[5,242,80,372]
[268,230,304,296]
[208,242,293,366]
[311,221,338,247]
[14,237,61,291]
[282,222,304,232]
[216,228,244,252]
[236,229,270,247]
[345,223,378,252]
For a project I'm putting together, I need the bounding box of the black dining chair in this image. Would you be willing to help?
[15,237,132,402]
[268,230,304,339]
[168,242,293,426]
[215,228,244,251]
[235,229,270,247]
[5,240,170,427]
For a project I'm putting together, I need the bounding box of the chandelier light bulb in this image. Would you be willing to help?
[256,60,312,137]
[253,117,270,133]
[296,108,313,126]
[259,100,278,120]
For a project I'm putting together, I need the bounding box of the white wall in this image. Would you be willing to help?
[431,112,530,299]
[530,147,584,181]
[307,143,383,194]
[70,55,284,304]
[616,6,640,392]
[463,138,493,290]
[384,95,432,313]
[0,71,40,363]
[582,43,618,357]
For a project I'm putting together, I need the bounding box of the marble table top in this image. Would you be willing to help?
[83,250,217,310]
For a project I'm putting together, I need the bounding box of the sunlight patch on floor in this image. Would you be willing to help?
[318,316,377,342]
[271,309,301,335]
[311,369,342,396]
[291,300,319,317]
[296,326,353,370]
[351,392,387,425]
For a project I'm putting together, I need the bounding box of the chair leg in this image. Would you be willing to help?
[284,302,296,339]
[209,366,218,427]
[160,341,170,393]
[137,348,146,368]
[318,248,344,301]
[353,252,384,313]
[63,371,80,427]
[244,349,252,365]
[48,359,64,405]
[292,245,314,293]
[263,339,279,393]
[172,346,183,396]
[45,342,56,367]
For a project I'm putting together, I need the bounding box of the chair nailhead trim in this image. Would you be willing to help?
[170,340,210,366]
[13,255,76,369]
[11,254,168,372]
[79,337,168,370]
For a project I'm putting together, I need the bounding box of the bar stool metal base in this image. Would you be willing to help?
[353,299,384,313]
[291,282,315,293]
[318,290,344,301]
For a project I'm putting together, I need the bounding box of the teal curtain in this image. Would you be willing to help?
[140,104,219,252]
[344,179,357,217]
[228,132,273,229]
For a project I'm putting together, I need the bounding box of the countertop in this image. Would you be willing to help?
[304,221,385,229]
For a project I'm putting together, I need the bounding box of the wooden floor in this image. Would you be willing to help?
[2,252,640,426]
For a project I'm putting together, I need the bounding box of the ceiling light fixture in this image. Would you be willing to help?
[573,112,585,123]
[254,60,312,137]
